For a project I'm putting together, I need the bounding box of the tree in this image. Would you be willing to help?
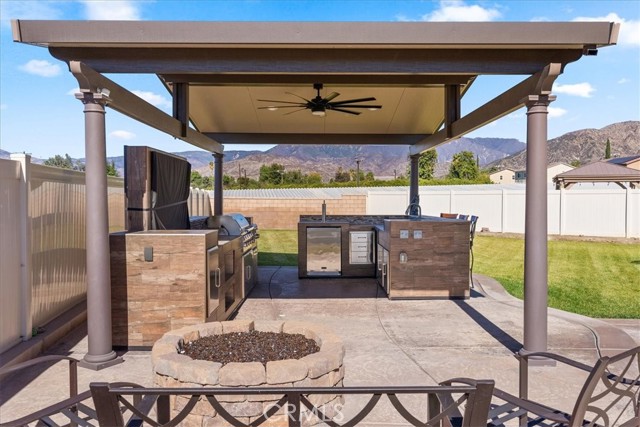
[106,160,119,177]
[570,160,581,168]
[333,167,351,183]
[222,174,235,187]
[306,172,323,185]
[259,163,285,185]
[605,138,611,159]
[406,150,437,179]
[190,171,212,189]
[364,171,375,182]
[44,153,84,171]
[448,151,479,180]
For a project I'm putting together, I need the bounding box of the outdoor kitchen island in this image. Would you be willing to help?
[298,215,471,299]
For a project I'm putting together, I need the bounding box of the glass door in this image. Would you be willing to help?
[207,246,221,319]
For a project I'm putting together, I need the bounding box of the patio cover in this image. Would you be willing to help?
[12,20,619,369]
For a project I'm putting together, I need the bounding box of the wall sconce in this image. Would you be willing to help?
[399,251,408,264]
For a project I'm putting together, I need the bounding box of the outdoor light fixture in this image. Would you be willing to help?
[311,105,326,117]
[399,251,408,264]
[98,87,111,97]
[267,107,278,111]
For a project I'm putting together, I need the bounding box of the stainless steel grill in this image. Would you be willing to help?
[213,213,259,297]
[213,213,258,254]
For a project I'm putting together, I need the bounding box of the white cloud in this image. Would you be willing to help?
[553,82,595,98]
[19,59,62,77]
[81,1,141,20]
[422,1,501,22]
[0,1,63,27]
[109,130,136,140]
[573,13,640,46]
[617,78,630,84]
[548,106,567,118]
[132,90,172,109]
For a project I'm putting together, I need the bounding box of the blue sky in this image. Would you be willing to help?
[0,1,638,159]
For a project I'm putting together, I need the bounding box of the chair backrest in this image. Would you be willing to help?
[570,346,640,427]
[440,213,458,219]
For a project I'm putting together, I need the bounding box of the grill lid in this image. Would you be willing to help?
[214,213,252,235]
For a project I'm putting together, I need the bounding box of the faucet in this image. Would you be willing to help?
[405,194,421,217]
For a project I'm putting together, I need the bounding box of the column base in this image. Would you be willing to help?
[518,348,556,367]
[79,351,124,371]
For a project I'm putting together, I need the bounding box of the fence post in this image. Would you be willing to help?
[559,187,565,236]
[501,188,507,233]
[625,188,631,239]
[10,153,32,341]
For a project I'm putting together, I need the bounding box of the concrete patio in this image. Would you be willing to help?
[1,268,638,424]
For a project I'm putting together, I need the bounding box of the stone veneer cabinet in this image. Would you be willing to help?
[377,217,470,299]
[152,320,345,426]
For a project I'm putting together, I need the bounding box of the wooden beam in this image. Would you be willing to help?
[55,47,582,76]
[161,73,475,86]
[410,64,562,155]
[205,133,426,145]
[69,62,222,153]
[444,84,461,138]
[172,83,189,138]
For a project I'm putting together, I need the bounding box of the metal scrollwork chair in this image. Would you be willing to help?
[442,346,640,427]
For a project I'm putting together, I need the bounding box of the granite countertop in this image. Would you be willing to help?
[300,215,459,226]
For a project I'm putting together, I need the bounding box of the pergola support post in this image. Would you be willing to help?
[409,154,420,215]
[520,94,556,365]
[75,91,123,370]
[213,152,223,216]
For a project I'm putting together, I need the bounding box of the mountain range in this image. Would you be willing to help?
[2,121,638,181]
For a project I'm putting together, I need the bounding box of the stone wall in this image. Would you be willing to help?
[152,320,345,426]
[220,195,366,230]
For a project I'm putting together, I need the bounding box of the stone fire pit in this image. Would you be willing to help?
[152,320,345,426]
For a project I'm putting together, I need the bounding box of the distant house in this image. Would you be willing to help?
[607,154,640,171]
[553,157,640,189]
[514,163,574,184]
[489,168,516,184]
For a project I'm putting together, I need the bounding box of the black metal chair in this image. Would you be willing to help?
[0,355,95,427]
[441,346,640,427]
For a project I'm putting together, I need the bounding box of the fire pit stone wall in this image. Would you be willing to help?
[152,320,345,426]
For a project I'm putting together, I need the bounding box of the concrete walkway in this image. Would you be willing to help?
[1,267,637,424]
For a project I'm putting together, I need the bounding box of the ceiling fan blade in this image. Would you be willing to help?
[283,108,308,116]
[257,99,306,105]
[331,107,361,115]
[323,92,340,102]
[329,105,382,109]
[285,92,312,103]
[258,105,309,109]
[330,97,377,105]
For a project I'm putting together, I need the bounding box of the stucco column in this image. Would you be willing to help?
[213,152,223,216]
[521,94,556,360]
[75,92,122,370]
[409,154,420,215]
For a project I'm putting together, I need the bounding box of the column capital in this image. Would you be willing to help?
[213,152,224,159]
[521,94,557,109]
[74,91,111,106]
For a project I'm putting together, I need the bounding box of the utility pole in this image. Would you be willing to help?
[356,159,361,187]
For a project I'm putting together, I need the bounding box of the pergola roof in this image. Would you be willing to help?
[13,20,619,155]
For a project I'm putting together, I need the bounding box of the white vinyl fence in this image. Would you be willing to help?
[0,155,125,353]
[367,186,640,238]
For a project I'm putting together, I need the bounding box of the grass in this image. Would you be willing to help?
[473,235,640,319]
[258,230,640,319]
[258,229,298,266]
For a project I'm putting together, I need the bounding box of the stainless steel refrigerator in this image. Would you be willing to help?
[306,227,341,276]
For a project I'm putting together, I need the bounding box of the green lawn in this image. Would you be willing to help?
[258,229,298,266]
[473,235,640,319]
[258,230,639,318]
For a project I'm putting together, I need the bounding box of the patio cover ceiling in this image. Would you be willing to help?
[12,20,619,155]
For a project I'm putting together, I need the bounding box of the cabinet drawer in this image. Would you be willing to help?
[351,241,370,252]
[350,232,372,243]
[350,252,372,264]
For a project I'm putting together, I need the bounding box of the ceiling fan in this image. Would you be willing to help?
[257,83,382,117]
